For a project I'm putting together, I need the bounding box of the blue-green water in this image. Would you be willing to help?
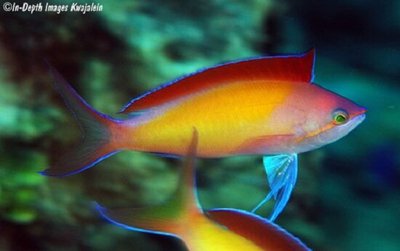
[0,0,399,250]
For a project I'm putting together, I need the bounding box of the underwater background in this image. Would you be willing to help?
[0,0,399,250]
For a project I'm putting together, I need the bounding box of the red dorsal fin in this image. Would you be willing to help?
[120,49,315,114]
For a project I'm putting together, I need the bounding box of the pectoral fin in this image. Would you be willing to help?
[252,154,298,221]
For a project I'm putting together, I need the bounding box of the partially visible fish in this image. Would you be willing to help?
[42,50,366,219]
[96,130,311,251]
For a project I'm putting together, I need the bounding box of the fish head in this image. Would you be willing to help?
[285,83,366,153]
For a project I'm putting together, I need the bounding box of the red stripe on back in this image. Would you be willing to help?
[121,49,315,114]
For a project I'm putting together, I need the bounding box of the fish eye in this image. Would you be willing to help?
[332,109,349,125]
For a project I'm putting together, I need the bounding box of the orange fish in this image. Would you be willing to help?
[96,130,311,251]
[42,50,366,219]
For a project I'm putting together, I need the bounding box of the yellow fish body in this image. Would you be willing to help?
[43,50,366,220]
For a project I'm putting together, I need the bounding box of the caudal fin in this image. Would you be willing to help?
[41,63,123,177]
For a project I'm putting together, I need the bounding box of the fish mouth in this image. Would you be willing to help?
[352,106,367,118]
[293,109,366,153]
[351,112,366,126]
[318,112,366,145]
[353,112,366,122]
[307,111,366,141]
[349,107,367,128]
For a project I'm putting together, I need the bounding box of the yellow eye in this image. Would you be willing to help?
[332,109,349,125]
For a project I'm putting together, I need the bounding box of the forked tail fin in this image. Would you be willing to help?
[41,63,124,177]
[96,129,200,237]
